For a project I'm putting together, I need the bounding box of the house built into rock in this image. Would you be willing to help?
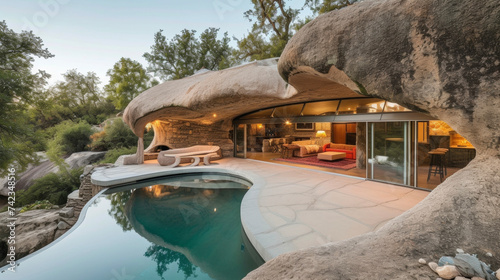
[123,57,476,191]
[122,0,499,278]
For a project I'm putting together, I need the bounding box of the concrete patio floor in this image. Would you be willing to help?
[91,157,429,262]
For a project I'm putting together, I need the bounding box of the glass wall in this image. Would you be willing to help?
[416,121,476,190]
[233,98,476,191]
[301,100,340,116]
[337,98,385,115]
[368,122,411,185]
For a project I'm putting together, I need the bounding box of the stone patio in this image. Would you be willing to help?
[91,158,428,261]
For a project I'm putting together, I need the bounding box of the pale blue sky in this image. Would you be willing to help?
[1,0,310,86]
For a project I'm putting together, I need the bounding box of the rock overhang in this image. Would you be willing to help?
[277,0,500,155]
[122,58,364,137]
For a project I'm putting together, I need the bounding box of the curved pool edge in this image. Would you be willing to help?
[0,188,108,272]
[90,158,430,267]
[91,160,280,262]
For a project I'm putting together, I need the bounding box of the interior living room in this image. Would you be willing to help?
[233,98,476,191]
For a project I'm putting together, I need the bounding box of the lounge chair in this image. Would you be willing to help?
[157,145,221,167]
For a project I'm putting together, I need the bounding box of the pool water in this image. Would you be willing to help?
[2,174,263,280]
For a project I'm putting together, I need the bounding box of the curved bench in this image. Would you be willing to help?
[157,145,221,167]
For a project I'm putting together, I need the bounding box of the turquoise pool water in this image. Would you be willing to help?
[1,173,263,280]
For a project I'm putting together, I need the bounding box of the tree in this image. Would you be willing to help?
[49,69,114,125]
[305,0,359,14]
[0,20,53,175]
[143,27,234,80]
[104,58,156,110]
[236,0,300,60]
[52,69,101,109]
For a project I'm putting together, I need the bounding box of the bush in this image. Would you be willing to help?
[47,120,94,157]
[100,146,137,164]
[19,200,54,213]
[90,118,137,151]
[16,168,83,207]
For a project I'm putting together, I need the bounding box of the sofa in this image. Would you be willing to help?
[291,140,323,157]
[323,143,356,159]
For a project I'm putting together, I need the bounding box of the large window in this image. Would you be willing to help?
[301,100,339,116]
[337,98,385,115]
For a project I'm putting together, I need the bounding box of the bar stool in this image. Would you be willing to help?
[435,148,449,176]
[427,149,446,182]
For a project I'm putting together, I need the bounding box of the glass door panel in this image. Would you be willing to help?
[368,122,410,185]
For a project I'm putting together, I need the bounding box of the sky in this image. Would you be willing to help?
[1,0,310,87]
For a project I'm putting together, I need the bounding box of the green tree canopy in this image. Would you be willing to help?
[237,0,360,60]
[104,58,157,110]
[305,0,359,14]
[143,27,234,80]
[236,0,300,60]
[47,69,114,125]
[0,20,53,174]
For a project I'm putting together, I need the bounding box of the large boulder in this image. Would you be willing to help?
[63,151,106,170]
[0,209,59,266]
[0,152,105,198]
[247,0,500,279]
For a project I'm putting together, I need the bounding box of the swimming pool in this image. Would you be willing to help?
[1,173,263,279]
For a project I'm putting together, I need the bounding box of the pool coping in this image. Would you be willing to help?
[89,160,289,261]
[90,158,428,262]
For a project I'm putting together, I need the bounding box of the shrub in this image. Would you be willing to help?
[16,168,83,207]
[90,118,137,151]
[19,200,54,213]
[99,146,137,164]
[47,120,94,157]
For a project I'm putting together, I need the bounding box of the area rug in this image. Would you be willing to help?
[273,156,357,170]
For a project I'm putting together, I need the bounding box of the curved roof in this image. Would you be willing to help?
[123,58,362,136]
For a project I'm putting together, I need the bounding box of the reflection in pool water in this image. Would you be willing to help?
[2,174,263,280]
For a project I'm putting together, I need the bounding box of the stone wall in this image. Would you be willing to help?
[66,165,107,215]
[157,120,234,158]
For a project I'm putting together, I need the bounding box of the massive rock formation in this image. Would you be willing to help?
[246,0,500,279]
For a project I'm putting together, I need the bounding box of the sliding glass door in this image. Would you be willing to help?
[368,122,411,185]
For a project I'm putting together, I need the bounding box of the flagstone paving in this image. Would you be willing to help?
[91,157,428,261]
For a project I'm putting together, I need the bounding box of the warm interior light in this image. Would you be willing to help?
[214,208,217,212]
[257,124,263,129]
[212,113,217,118]
[316,130,327,138]
[285,120,291,125]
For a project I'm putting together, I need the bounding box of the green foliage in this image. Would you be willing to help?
[145,244,196,279]
[305,0,358,14]
[144,128,155,148]
[19,200,54,213]
[236,0,300,60]
[100,146,137,164]
[16,168,83,207]
[144,27,235,80]
[46,120,94,166]
[107,190,134,231]
[105,58,156,110]
[90,118,137,151]
[0,20,53,175]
